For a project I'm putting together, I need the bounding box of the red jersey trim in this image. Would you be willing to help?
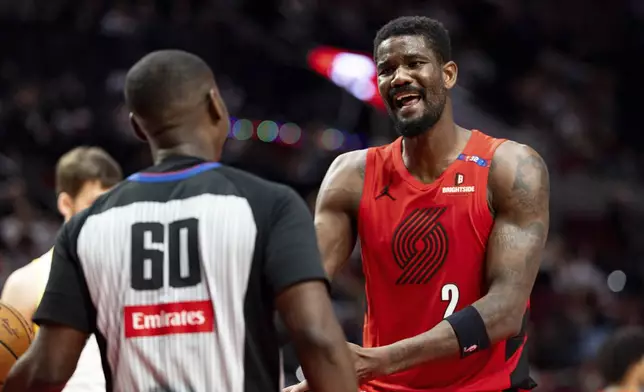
[390,130,503,192]
[467,130,506,247]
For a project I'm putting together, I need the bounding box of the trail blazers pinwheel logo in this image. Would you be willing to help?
[391,207,449,285]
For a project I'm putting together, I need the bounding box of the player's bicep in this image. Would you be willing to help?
[0,271,19,301]
[486,143,549,302]
[314,200,355,277]
[0,271,36,320]
[314,153,362,277]
[33,221,96,333]
[264,187,328,297]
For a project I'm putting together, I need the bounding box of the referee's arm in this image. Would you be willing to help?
[265,187,357,392]
[4,216,94,392]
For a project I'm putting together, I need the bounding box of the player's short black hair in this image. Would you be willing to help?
[373,16,451,64]
[596,327,644,385]
[124,50,214,128]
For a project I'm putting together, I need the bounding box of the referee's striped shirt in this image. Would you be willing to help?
[33,155,328,392]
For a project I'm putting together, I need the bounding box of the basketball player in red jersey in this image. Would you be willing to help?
[286,16,549,392]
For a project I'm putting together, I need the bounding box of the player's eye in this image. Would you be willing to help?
[408,61,423,69]
[378,67,394,76]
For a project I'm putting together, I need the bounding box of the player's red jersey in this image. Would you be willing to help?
[358,130,534,392]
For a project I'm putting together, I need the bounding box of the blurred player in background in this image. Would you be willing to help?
[1,146,122,391]
[4,49,357,392]
[287,16,549,392]
[597,326,644,391]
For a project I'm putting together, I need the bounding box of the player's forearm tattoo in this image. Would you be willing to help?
[493,222,546,254]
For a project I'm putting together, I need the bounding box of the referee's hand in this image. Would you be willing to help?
[283,367,309,392]
[284,368,366,392]
[283,380,309,392]
[284,380,366,392]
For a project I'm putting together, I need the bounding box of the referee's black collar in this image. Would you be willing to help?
[148,154,211,173]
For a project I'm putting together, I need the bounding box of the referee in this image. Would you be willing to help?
[4,50,357,392]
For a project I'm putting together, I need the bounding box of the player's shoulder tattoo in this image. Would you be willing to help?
[489,141,549,216]
[338,148,367,179]
[326,149,367,184]
[355,149,367,180]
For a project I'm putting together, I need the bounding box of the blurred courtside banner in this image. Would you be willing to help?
[307,46,386,112]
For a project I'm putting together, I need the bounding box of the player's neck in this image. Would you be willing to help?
[401,109,467,183]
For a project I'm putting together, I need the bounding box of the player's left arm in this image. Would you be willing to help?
[3,217,95,392]
[470,142,549,342]
[366,142,549,377]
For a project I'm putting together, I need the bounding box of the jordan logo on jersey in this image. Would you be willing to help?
[391,207,449,285]
[375,179,396,201]
[124,300,215,338]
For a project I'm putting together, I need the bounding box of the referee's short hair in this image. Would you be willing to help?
[596,326,644,385]
[124,50,215,130]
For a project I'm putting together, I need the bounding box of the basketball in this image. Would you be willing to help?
[0,301,34,382]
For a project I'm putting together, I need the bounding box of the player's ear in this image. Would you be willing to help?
[129,113,147,142]
[57,192,74,222]
[442,60,458,90]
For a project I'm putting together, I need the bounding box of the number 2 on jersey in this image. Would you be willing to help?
[441,283,459,318]
[130,218,202,290]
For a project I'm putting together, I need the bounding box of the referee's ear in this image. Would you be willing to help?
[207,88,228,127]
[129,112,147,142]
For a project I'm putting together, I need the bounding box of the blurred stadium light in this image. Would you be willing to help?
[307,46,386,112]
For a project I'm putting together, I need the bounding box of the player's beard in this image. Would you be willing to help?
[389,85,447,138]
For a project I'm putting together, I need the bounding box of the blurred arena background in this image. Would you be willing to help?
[0,0,643,391]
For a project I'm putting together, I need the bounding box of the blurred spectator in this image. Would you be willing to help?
[596,327,644,390]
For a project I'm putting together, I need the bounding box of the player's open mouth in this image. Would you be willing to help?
[394,93,422,109]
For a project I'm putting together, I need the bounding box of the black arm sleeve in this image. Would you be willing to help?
[264,187,329,297]
[32,216,96,333]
